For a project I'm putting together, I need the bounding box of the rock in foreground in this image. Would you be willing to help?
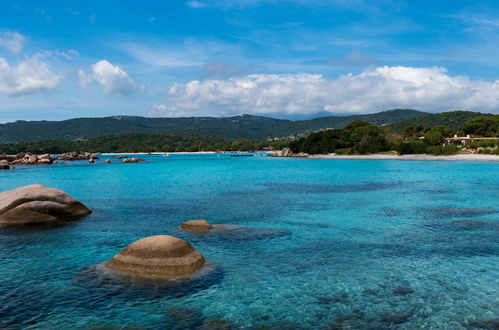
[106,235,205,278]
[0,184,92,226]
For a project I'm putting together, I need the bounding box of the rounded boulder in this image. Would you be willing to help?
[0,184,92,226]
[105,235,205,278]
[180,219,214,231]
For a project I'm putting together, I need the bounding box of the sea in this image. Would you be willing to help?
[0,154,498,329]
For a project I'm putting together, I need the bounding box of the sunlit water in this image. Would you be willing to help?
[0,154,498,329]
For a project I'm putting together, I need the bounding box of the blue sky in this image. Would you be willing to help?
[1,0,499,121]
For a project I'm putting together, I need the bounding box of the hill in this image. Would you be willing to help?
[0,109,426,143]
[389,110,492,131]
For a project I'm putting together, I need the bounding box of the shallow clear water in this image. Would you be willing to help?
[0,154,498,329]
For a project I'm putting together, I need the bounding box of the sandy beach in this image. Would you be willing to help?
[306,153,499,162]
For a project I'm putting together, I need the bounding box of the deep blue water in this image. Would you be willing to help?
[0,154,498,329]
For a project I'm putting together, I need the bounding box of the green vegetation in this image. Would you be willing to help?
[390,110,492,131]
[0,109,427,143]
[1,111,498,157]
[463,115,499,137]
[0,133,290,154]
[290,116,499,156]
[289,121,391,155]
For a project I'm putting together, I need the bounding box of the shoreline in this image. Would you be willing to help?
[305,153,499,162]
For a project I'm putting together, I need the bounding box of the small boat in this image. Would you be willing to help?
[163,153,169,157]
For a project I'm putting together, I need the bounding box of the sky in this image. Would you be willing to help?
[1,0,499,122]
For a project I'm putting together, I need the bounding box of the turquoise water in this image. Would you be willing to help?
[0,154,498,329]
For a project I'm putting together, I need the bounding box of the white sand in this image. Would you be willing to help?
[306,153,499,162]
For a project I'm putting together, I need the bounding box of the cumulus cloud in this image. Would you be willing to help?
[78,60,140,95]
[0,31,26,54]
[0,56,62,96]
[154,66,499,117]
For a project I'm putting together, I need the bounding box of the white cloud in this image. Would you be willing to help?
[0,31,26,54]
[78,60,140,95]
[0,56,62,96]
[155,66,499,117]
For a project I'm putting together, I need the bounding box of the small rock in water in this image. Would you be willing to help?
[122,157,145,163]
[393,286,415,295]
[0,164,9,170]
[181,219,215,231]
[89,158,95,163]
[105,159,111,164]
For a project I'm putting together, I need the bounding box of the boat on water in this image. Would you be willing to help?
[163,153,169,157]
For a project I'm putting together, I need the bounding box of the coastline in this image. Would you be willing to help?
[305,153,499,162]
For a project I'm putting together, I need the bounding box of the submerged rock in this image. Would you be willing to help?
[105,235,205,279]
[380,312,410,325]
[165,306,204,329]
[181,219,215,231]
[392,286,415,295]
[0,184,92,226]
[450,220,488,230]
[467,318,499,329]
[180,219,290,241]
[201,318,235,330]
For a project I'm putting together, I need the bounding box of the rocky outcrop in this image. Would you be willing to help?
[122,157,145,163]
[9,153,55,165]
[181,219,215,231]
[272,148,294,157]
[271,148,309,158]
[57,151,99,161]
[0,164,10,170]
[105,235,205,278]
[0,184,92,226]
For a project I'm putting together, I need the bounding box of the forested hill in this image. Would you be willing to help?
[0,109,426,143]
[389,110,493,131]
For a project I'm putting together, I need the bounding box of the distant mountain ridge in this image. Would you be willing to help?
[0,109,427,142]
[389,110,493,131]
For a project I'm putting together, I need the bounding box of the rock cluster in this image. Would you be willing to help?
[122,157,145,163]
[8,153,55,165]
[0,184,92,226]
[106,235,205,278]
[0,151,105,167]
[271,148,309,158]
[57,151,99,161]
